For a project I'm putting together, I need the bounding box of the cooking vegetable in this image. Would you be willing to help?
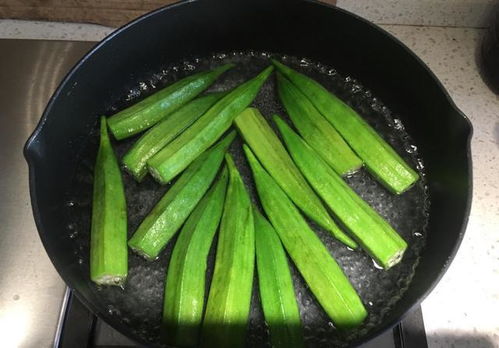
[90,117,127,286]
[147,66,273,185]
[254,207,304,348]
[128,131,235,260]
[201,154,255,348]
[234,107,357,249]
[271,59,419,194]
[276,72,362,175]
[244,145,367,329]
[107,63,234,140]
[162,167,228,347]
[274,116,407,268]
[122,92,225,181]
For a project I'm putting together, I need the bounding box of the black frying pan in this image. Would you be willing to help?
[24,0,472,346]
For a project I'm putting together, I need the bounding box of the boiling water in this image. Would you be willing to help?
[65,52,429,347]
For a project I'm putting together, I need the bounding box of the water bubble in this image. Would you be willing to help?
[372,260,383,269]
[69,231,78,239]
[368,301,374,306]
[66,200,76,207]
[139,82,147,91]
[299,58,311,67]
[413,232,423,238]
[351,84,362,93]
[183,63,196,71]
[108,305,120,316]
[405,144,418,154]
[416,158,425,171]
[126,88,141,101]
[327,68,337,76]
[393,118,405,131]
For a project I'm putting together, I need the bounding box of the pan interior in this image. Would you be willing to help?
[64,52,429,347]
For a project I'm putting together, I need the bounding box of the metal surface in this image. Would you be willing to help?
[56,289,426,348]
[0,39,94,348]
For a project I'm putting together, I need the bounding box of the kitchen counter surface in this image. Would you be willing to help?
[0,18,497,348]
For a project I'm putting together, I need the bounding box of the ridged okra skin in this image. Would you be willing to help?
[274,116,407,269]
[244,145,367,329]
[254,207,304,348]
[162,167,228,347]
[234,107,357,248]
[201,155,255,348]
[90,117,128,286]
[107,63,234,140]
[128,132,235,260]
[148,66,273,184]
[272,59,418,194]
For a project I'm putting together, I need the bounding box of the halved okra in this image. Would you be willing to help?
[90,117,127,286]
[128,131,236,260]
[201,155,255,348]
[162,167,228,347]
[108,63,234,140]
[234,107,357,249]
[272,59,418,194]
[244,145,367,329]
[147,66,273,185]
[274,116,407,269]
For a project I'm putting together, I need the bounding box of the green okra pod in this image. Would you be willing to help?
[148,66,273,185]
[108,64,234,140]
[162,167,228,347]
[276,72,362,175]
[128,131,236,260]
[244,145,367,329]
[234,107,357,249]
[123,92,225,181]
[201,155,255,348]
[90,117,128,286]
[275,116,407,269]
[254,207,304,348]
[272,59,418,194]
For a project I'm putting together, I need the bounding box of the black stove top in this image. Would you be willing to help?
[56,290,428,348]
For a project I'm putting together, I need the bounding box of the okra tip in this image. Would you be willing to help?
[256,65,275,81]
[242,144,261,172]
[224,153,237,172]
[99,116,111,144]
[271,114,287,128]
[270,58,289,72]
